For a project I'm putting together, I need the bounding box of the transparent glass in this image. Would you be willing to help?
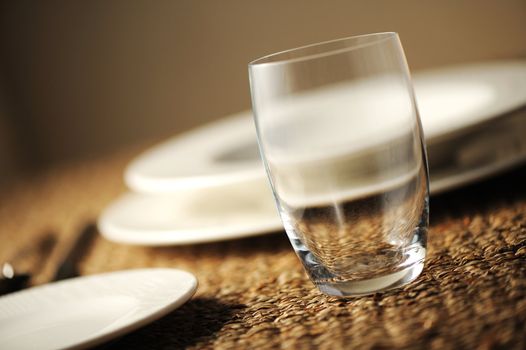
[249,33,429,297]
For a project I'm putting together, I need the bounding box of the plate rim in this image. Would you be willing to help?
[124,60,526,194]
[100,147,526,246]
[0,268,198,350]
[97,191,283,246]
[124,110,264,193]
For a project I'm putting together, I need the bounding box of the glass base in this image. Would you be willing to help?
[315,258,425,297]
[281,177,429,298]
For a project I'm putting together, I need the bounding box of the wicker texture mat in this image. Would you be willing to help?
[0,150,525,349]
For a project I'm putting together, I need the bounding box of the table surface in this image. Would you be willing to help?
[1,148,525,349]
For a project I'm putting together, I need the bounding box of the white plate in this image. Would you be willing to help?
[125,60,526,194]
[429,106,526,194]
[101,111,526,246]
[414,60,526,139]
[0,269,197,350]
[104,60,526,246]
[125,111,262,193]
[98,181,283,246]
[100,107,526,246]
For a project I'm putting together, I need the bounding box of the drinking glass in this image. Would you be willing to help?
[248,33,429,297]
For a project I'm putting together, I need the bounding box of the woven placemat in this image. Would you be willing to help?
[1,151,525,349]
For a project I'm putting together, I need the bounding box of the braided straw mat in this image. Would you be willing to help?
[0,148,525,349]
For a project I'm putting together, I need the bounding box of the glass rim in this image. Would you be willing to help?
[249,32,398,67]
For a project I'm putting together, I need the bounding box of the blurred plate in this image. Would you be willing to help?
[428,106,526,194]
[100,106,526,246]
[0,269,197,350]
[105,60,526,245]
[125,60,526,194]
[125,111,262,193]
[414,60,526,140]
[98,181,282,246]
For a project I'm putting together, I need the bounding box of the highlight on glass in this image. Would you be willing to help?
[249,33,429,297]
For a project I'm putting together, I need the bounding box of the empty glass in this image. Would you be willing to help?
[249,33,429,297]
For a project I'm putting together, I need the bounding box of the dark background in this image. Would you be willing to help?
[0,0,525,184]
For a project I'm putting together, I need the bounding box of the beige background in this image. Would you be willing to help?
[0,0,525,182]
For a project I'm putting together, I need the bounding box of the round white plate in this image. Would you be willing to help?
[414,60,526,140]
[125,111,262,193]
[100,106,526,246]
[0,269,197,350]
[125,60,526,194]
[428,106,526,194]
[105,60,526,246]
[98,181,283,246]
